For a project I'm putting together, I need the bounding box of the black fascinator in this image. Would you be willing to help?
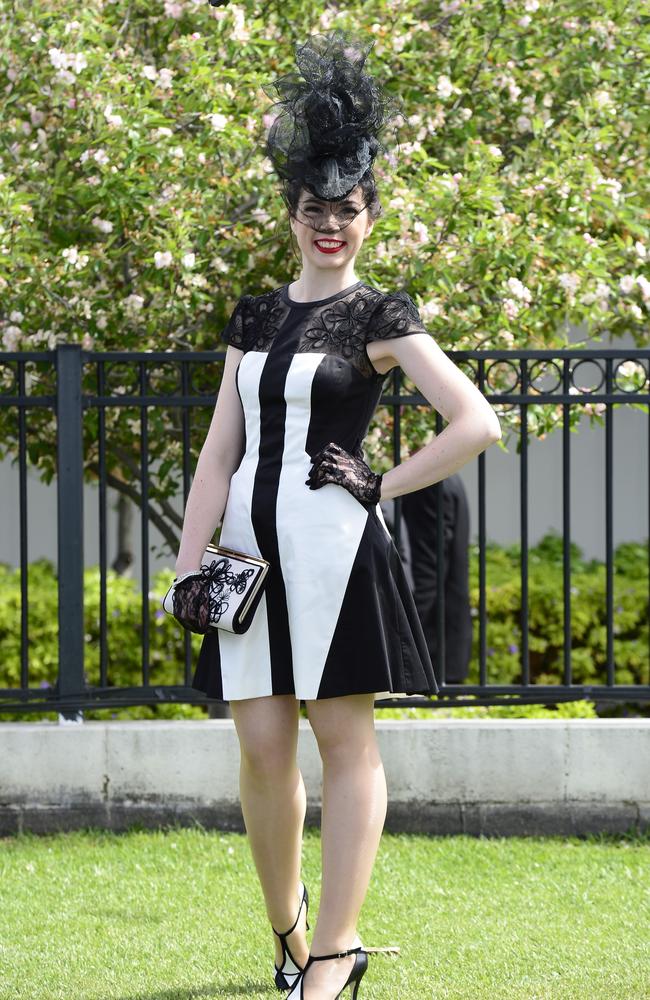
[262,29,403,204]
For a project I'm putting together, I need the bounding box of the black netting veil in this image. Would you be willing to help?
[262,29,404,202]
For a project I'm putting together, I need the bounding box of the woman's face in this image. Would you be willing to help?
[289,185,374,269]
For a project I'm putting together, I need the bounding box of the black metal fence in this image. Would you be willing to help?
[1,344,649,714]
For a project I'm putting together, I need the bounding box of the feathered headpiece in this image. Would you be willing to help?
[262,29,403,203]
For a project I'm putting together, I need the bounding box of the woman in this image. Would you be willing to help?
[171,30,501,999]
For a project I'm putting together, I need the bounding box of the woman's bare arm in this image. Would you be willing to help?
[366,333,501,502]
[174,345,245,574]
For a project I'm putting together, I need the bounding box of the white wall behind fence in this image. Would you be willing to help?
[0,326,647,579]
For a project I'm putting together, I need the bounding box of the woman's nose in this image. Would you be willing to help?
[319,216,341,233]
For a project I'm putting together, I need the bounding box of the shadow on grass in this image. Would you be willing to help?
[117,982,275,998]
[583,827,650,845]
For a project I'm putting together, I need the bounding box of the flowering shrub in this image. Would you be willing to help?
[0,0,648,549]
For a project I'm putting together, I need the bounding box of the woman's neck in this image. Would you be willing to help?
[288,265,360,303]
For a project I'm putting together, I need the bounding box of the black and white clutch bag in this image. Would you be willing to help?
[163,542,270,635]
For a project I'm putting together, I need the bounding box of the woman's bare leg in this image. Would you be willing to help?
[301,692,387,998]
[230,694,309,970]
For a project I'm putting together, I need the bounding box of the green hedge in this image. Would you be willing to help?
[0,530,647,721]
[469,531,648,688]
[0,559,199,694]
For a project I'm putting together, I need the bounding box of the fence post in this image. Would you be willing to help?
[56,344,85,717]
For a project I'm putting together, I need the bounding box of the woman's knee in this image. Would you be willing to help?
[240,737,297,779]
[316,732,382,770]
[232,695,299,779]
[306,695,381,767]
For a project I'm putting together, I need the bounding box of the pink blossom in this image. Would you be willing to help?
[164,1,184,18]
[506,277,532,303]
[2,326,21,351]
[635,276,650,301]
[558,272,581,298]
[503,298,520,320]
[92,217,113,234]
[208,112,229,132]
[437,75,453,100]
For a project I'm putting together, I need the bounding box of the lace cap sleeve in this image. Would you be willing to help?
[220,296,248,349]
[368,290,428,342]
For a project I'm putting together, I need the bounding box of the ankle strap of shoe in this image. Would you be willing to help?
[309,945,363,961]
[272,883,306,938]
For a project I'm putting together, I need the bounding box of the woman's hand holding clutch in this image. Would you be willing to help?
[169,572,212,634]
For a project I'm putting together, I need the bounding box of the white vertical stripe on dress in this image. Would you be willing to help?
[218,351,274,699]
[277,353,368,699]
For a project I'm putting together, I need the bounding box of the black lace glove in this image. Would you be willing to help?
[170,572,212,634]
[306,441,383,506]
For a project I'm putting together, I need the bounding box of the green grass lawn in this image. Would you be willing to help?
[1,826,648,1000]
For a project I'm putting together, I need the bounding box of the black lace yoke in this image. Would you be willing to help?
[219,281,429,381]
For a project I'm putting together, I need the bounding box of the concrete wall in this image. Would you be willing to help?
[2,718,648,837]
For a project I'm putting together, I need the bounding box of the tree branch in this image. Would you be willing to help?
[86,461,181,551]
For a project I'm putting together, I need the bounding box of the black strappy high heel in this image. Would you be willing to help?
[272,880,310,991]
[286,937,368,1000]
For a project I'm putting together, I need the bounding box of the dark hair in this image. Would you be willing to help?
[283,168,383,223]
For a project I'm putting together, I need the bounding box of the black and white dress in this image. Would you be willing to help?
[191,279,440,701]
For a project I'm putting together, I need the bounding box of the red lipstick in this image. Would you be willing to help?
[313,239,347,254]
